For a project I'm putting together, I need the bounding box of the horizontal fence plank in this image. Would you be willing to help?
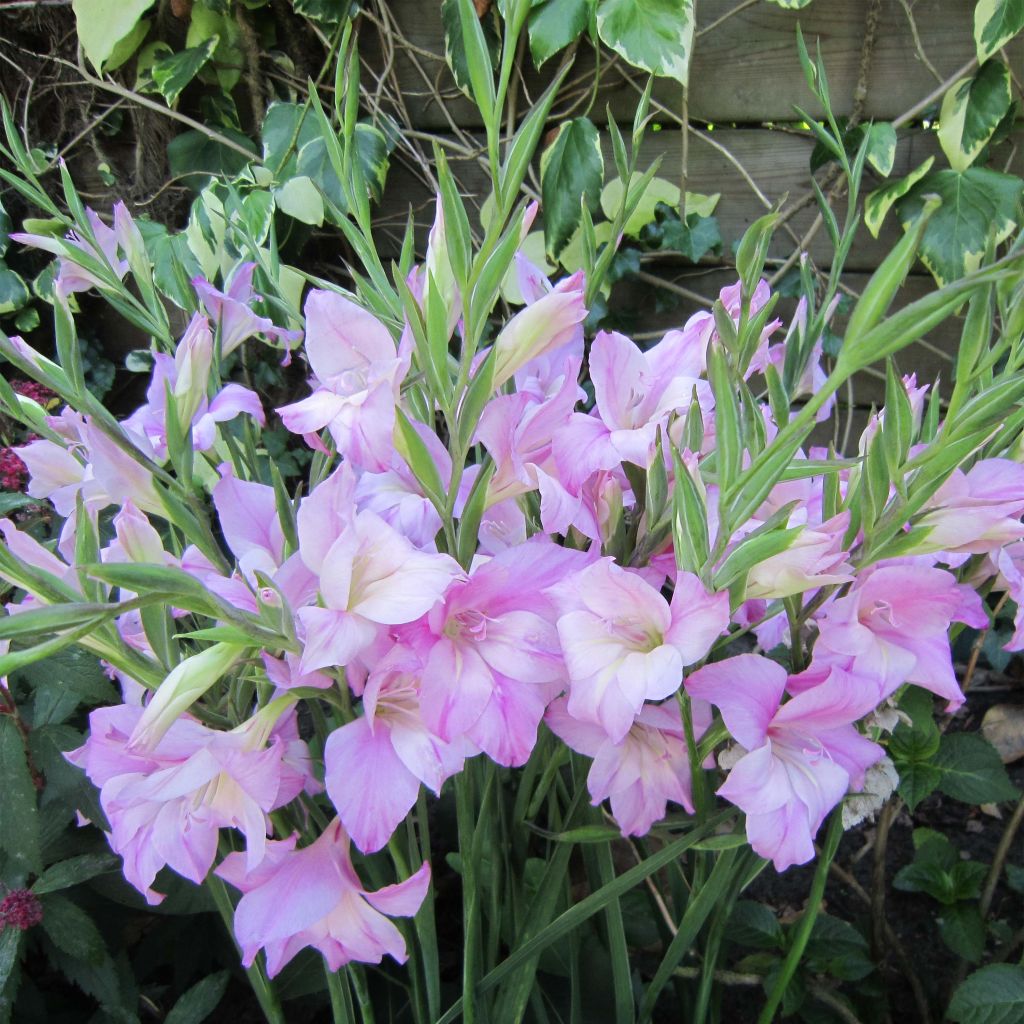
[376,125,1024,272]
[366,0,1023,129]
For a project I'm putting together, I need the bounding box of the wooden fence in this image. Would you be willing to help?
[362,0,1023,413]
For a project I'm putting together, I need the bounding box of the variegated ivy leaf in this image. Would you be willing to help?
[937,60,1013,172]
[149,37,219,107]
[541,117,604,257]
[596,0,694,85]
[895,167,1024,285]
[863,157,934,238]
[600,175,720,236]
[767,0,815,7]
[974,0,1024,62]
[864,122,897,177]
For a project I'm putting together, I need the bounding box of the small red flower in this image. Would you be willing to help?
[0,447,27,491]
[0,889,43,931]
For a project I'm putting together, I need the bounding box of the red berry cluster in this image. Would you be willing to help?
[0,889,43,931]
[0,447,27,491]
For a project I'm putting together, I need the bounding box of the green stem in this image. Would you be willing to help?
[207,874,285,1024]
[757,809,844,1024]
[455,771,481,1024]
[326,968,355,1024]
[348,965,376,1024]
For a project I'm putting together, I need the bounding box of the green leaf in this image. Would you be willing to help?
[937,901,987,962]
[934,732,1019,804]
[0,716,41,877]
[71,0,155,70]
[938,61,1013,172]
[657,212,721,262]
[864,157,934,238]
[529,0,591,67]
[32,853,118,895]
[767,0,814,7]
[804,915,874,982]
[165,970,230,1024]
[0,929,20,991]
[442,0,500,96]
[974,0,1024,62]
[39,895,105,964]
[149,37,218,107]
[166,129,253,192]
[895,167,1024,285]
[596,0,695,84]
[541,117,604,257]
[0,264,29,314]
[727,902,784,950]
[948,964,1024,1023]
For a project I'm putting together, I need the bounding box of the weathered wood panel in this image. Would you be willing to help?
[378,125,1024,271]
[369,0,1023,130]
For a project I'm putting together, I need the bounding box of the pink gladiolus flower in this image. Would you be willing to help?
[215,818,431,977]
[491,271,587,388]
[911,459,1024,558]
[546,697,712,836]
[813,563,987,710]
[193,262,301,359]
[123,325,265,461]
[554,562,729,743]
[476,355,582,533]
[19,438,92,517]
[68,703,311,905]
[324,648,466,852]
[297,510,461,673]
[277,291,408,472]
[744,513,854,600]
[555,328,712,488]
[12,204,130,298]
[416,540,588,762]
[686,655,883,870]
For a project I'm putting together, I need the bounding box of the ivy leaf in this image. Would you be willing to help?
[656,212,721,262]
[261,102,319,177]
[274,177,325,227]
[166,129,252,192]
[933,732,1020,804]
[541,117,604,257]
[442,0,501,96]
[948,964,1024,1024]
[149,37,218,107]
[895,167,1024,285]
[71,0,155,70]
[596,0,695,84]
[767,0,815,7]
[0,715,41,877]
[974,0,1024,62]
[864,121,897,176]
[938,60,1013,172]
[165,970,230,1024]
[0,263,29,314]
[864,157,934,238]
[529,0,592,68]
